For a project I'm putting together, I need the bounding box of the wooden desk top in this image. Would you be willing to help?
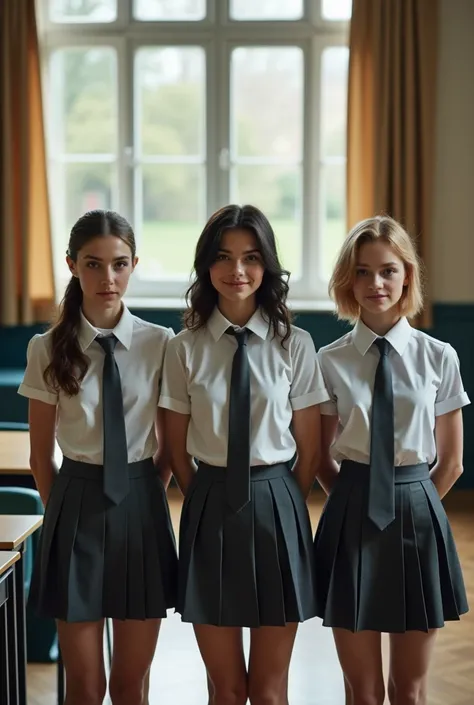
[0,515,43,549]
[0,430,62,475]
[0,550,20,576]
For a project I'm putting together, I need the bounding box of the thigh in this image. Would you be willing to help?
[194,624,246,691]
[388,630,437,694]
[110,618,161,682]
[248,624,298,701]
[332,628,384,702]
[57,619,106,694]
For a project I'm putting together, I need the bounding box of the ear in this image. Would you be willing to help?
[66,255,78,277]
[131,256,139,273]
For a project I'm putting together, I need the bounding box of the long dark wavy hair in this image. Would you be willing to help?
[44,210,136,396]
[184,204,292,344]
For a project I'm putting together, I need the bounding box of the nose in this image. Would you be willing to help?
[231,259,245,276]
[101,266,115,286]
[370,273,384,289]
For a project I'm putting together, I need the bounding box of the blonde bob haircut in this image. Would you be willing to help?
[329,215,424,323]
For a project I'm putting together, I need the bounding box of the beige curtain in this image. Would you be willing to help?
[0,0,54,325]
[347,0,438,327]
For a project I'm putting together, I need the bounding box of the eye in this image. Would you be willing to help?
[246,254,261,262]
[356,268,368,276]
[382,268,397,277]
[215,253,229,261]
[86,262,99,269]
[114,261,128,269]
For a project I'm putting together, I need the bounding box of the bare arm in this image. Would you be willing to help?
[153,407,172,489]
[291,405,321,499]
[430,408,464,498]
[28,399,59,506]
[315,414,340,495]
[164,409,196,496]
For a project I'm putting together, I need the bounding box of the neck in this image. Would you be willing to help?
[81,301,124,329]
[360,309,402,337]
[218,296,257,327]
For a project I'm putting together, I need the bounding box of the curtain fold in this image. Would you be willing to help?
[347,0,438,327]
[0,0,54,325]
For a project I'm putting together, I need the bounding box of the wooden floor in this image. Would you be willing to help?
[27,490,474,705]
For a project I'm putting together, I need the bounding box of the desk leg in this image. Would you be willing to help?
[6,569,18,704]
[14,546,27,705]
[57,647,65,704]
[0,570,12,705]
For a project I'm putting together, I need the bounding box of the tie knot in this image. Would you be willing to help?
[374,337,390,357]
[96,335,118,355]
[226,327,249,347]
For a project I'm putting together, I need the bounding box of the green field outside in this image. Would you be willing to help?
[139,218,345,282]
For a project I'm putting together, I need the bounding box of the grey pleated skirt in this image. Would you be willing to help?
[313,460,468,633]
[28,457,178,622]
[177,462,317,627]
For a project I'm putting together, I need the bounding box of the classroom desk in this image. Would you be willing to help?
[0,517,43,705]
[0,431,62,477]
[0,551,21,705]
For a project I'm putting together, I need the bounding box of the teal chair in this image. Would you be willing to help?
[0,487,58,663]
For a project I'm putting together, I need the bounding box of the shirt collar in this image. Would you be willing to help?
[208,307,270,342]
[352,316,413,356]
[79,305,134,352]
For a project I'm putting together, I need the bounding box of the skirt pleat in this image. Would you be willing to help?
[177,462,317,628]
[314,460,469,633]
[28,457,178,622]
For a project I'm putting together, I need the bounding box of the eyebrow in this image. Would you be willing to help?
[356,261,399,267]
[83,255,130,261]
[217,248,260,254]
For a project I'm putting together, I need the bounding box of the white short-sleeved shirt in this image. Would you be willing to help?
[18,306,174,465]
[318,316,470,466]
[159,307,330,466]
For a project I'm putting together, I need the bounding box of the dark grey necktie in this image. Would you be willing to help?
[226,328,251,514]
[368,338,395,530]
[96,336,130,505]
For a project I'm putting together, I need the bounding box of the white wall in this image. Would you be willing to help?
[432,0,474,301]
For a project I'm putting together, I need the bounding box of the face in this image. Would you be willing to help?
[67,235,138,312]
[353,240,408,317]
[209,228,265,303]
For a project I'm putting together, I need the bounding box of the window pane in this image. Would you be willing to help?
[321,47,349,158]
[320,164,346,280]
[137,165,204,279]
[65,163,114,226]
[135,47,205,157]
[50,48,117,155]
[231,47,303,159]
[230,0,303,20]
[134,0,206,21]
[232,166,302,279]
[322,0,352,21]
[49,0,116,23]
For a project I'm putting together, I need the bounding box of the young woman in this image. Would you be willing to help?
[18,210,178,705]
[159,204,329,705]
[314,215,469,705]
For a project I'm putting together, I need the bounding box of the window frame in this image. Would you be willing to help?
[38,0,349,308]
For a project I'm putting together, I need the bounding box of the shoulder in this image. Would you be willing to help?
[164,326,203,355]
[317,330,353,358]
[408,328,457,362]
[130,315,175,343]
[25,330,53,359]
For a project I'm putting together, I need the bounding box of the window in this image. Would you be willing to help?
[40,0,351,304]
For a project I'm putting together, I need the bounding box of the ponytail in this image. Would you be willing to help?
[44,276,89,396]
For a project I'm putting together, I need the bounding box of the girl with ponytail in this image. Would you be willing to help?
[18,210,178,705]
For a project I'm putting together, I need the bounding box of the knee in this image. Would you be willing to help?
[248,681,283,705]
[212,682,247,705]
[65,679,106,705]
[388,677,426,705]
[346,678,385,705]
[109,673,146,705]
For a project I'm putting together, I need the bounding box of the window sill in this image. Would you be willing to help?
[124,296,335,313]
